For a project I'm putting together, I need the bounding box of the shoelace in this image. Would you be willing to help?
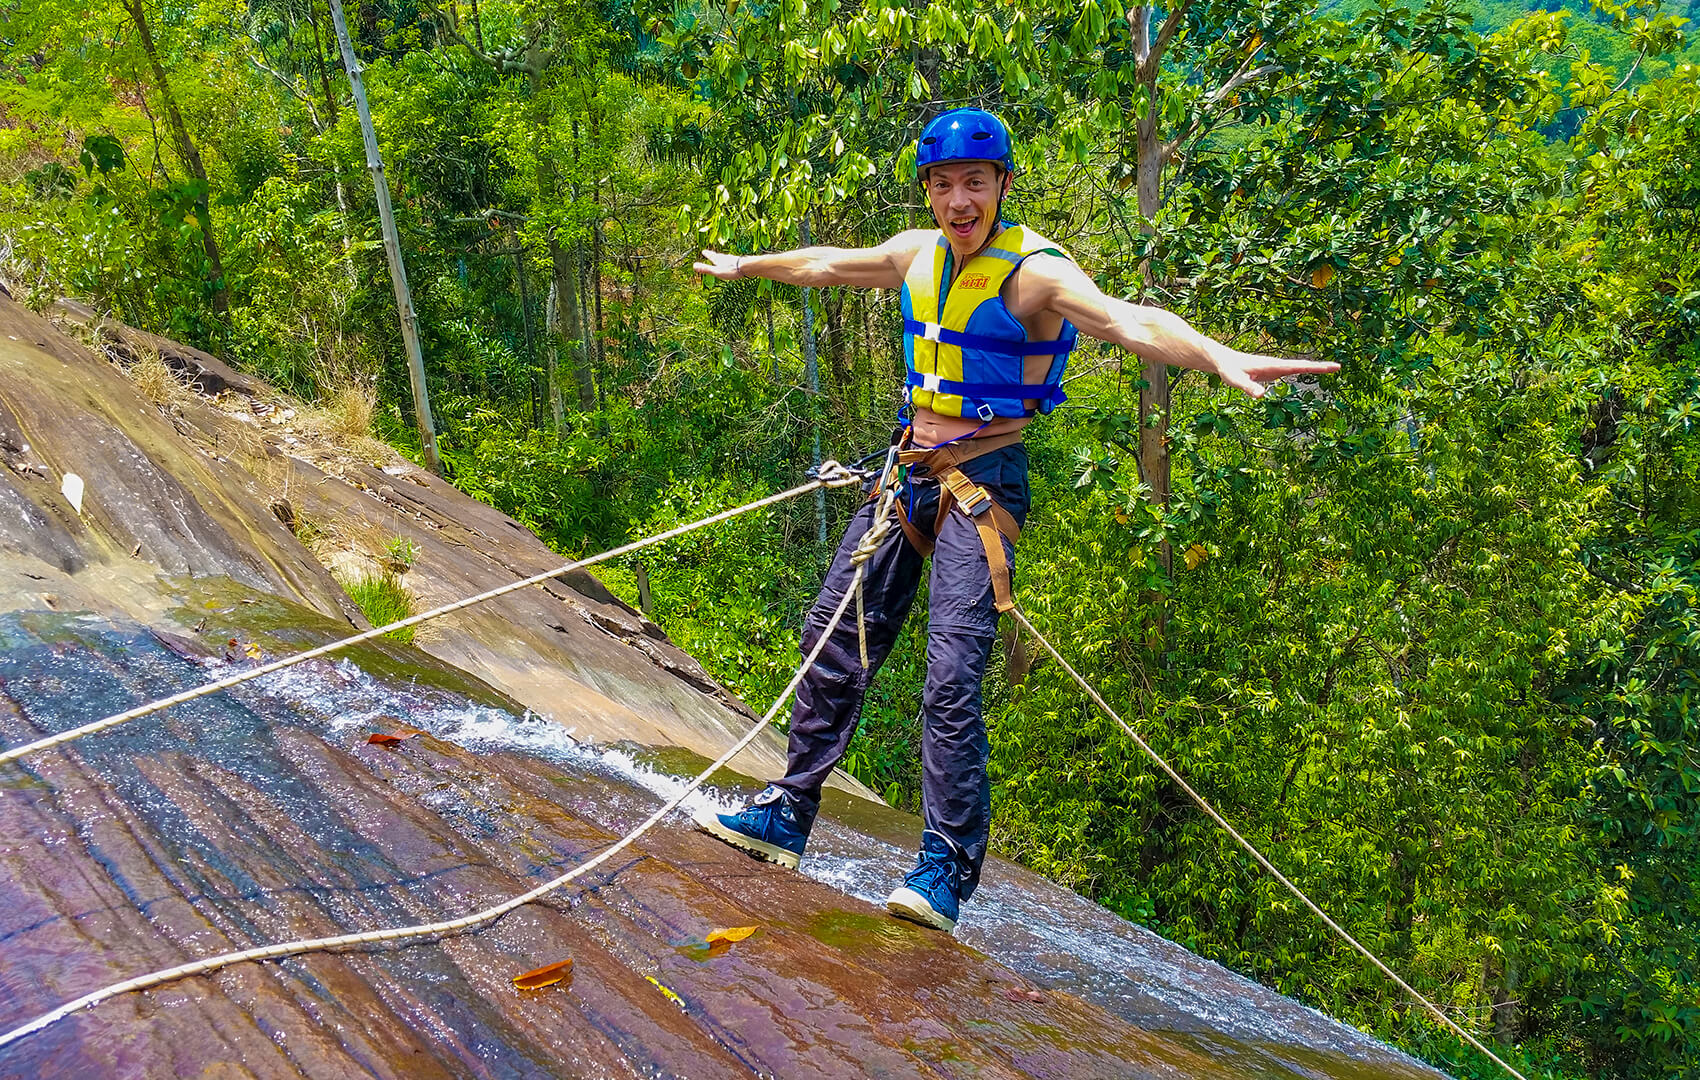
[906,858,957,898]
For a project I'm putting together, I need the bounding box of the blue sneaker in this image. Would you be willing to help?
[886,830,966,932]
[693,785,810,869]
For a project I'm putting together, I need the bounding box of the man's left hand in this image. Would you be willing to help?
[1211,349,1340,398]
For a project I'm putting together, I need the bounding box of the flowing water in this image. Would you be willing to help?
[0,610,1446,1079]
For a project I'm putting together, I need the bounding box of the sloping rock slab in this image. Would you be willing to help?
[6,293,833,790]
[0,611,1443,1079]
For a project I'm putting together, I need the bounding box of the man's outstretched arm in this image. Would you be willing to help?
[1017,254,1340,398]
[695,230,934,290]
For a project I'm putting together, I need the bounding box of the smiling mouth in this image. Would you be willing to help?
[948,216,979,238]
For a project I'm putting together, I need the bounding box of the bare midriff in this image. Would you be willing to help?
[911,408,1031,447]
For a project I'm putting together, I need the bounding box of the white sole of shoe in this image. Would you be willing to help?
[693,807,801,869]
[886,886,957,932]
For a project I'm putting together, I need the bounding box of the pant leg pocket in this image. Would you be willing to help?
[979,446,1030,528]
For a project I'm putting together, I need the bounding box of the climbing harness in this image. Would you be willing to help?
[0,464,867,768]
[1008,606,1530,1080]
[878,429,1024,615]
[901,226,1077,421]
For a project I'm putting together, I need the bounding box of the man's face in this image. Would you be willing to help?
[925,161,1008,255]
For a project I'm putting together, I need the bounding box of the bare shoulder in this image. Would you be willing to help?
[1008,250,1096,316]
[879,228,936,257]
[881,228,938,250]
[1017,250,1079,281]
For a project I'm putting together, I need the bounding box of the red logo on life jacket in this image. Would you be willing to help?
[960,273,990,290]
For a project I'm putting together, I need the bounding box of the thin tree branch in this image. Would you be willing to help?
[1146,0,1199,77]
[1163,55,1280,160]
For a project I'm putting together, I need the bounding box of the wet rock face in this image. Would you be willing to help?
[0,298,1447,1079]
[10,293,819,787]
[0,613,1440,1080]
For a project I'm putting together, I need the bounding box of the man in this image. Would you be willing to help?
[691,109,1336,932]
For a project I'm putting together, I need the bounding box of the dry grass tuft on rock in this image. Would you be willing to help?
[324,383,376,439]
[129,349,190,409]
[298,382,393,465]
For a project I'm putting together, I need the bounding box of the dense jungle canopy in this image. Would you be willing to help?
[1,0,1696,1075]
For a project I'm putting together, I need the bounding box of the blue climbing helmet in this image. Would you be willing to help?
[915,108,1015,178]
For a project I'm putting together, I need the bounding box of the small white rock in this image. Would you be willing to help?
[61,472,84,514]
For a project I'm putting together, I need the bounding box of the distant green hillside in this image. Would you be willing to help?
[1327,0,1700,94]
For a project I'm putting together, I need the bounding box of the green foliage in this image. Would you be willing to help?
[342,572,416,644]
[383,535,420,569]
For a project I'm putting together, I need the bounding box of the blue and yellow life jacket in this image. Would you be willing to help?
[901,225,1077,421]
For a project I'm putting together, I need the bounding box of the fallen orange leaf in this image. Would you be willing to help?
[368,728,423,747]
[513,958,573,990]
[705,925,759,945]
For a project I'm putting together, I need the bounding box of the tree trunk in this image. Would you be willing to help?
[122,0,228,315]
[799,212,825,548]
[562,239,593,412]
[1133,4,1171,523]
[592,217,606,384]
[509,226,541,428]
[1133,3,1172,645]
[764,291,777,376]
[589,106,608,383]
[546,280,564,431]
[1485,955,1520,1045]
[633,559,653,616]
[824,286,851,421]
[307,0,338,124]
[524,70,592,416]
[330,0,442,474]
[578,237,601,414]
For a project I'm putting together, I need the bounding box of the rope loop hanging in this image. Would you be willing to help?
[847,444,902,668]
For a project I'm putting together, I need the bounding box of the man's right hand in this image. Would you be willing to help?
[694,250,744,280]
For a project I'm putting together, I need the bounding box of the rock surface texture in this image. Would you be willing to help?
[0,297,1447,1079]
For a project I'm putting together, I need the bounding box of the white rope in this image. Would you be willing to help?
[1,450,1512,1074]
[1009,606,1528,1080]
[0,465,864,767]
[848,445,902,668]
[0,562,871,1051]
